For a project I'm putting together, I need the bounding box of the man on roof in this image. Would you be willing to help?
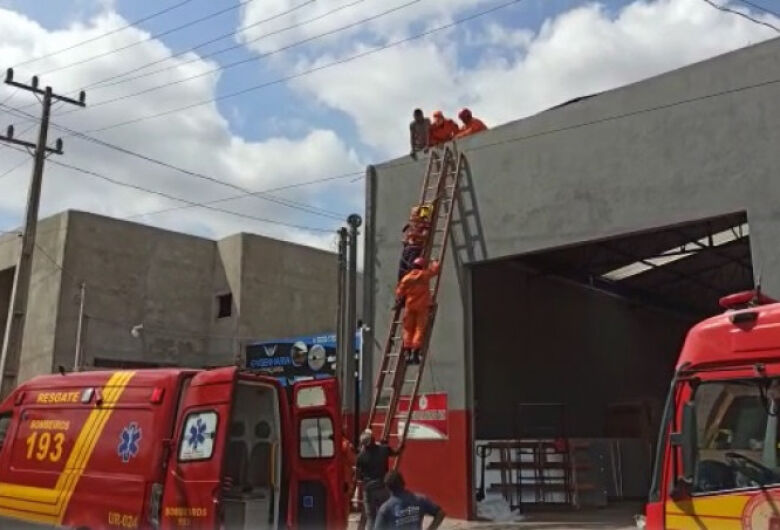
[428,110,459,147]
[409,108,431,160]
[455,108,488,138]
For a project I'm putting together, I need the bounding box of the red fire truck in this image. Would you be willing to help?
[646,290,780,529]
[0,366,347,529]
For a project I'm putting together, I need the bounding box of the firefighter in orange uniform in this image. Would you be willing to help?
[455,108,487,138]
[428,110,459,146]
[396,258,441,365]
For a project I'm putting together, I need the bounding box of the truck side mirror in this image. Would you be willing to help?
[671,402,698,485]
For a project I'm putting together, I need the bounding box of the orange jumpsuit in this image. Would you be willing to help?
[429,119,459,146]
[396,261,441,350]
[455,117,487,138]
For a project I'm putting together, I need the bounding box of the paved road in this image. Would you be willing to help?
[351,503,641,530]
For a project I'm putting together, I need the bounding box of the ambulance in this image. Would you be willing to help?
[0,366,347,529]
[646,290,780,529]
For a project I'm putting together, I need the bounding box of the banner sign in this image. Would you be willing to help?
[245,333,358,384]
[397,392,448,440]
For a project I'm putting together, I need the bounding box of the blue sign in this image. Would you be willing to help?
[246,332,359,384]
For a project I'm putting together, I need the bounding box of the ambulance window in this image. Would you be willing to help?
[300,417,334,459]
[0,413,10,452]
[179,411,218,462]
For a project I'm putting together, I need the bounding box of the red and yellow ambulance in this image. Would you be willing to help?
[647,291,780,529]
[0,366,346,529]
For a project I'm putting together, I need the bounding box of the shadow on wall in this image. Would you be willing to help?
[0,268,13,351]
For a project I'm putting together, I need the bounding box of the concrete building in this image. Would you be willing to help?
[363,38,780,518]
[0,210,343,392]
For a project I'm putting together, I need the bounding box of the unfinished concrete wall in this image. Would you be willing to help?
[0,214,68,384]
[238,233,339,341]
[54,211,218,370]
[472,262,693,439]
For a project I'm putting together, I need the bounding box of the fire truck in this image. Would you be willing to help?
[0,366,347,530]
[646,290,780,529]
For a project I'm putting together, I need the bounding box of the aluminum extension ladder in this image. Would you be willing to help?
[365,145,467,458]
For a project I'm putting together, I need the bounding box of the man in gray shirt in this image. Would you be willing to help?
[409,109,431,160]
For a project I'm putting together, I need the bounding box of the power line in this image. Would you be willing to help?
[0,158,30,180]
[0,167,363,248]
[734,0,780,18]
[46,157,339,233]
[4,104,350,221]
[84,0,526,132]
[12,0,197,69]
[64,0,414,114]
[129,169,364,221]
[699,0,780,33]
[36,0,260,76]
[81,0,319,92]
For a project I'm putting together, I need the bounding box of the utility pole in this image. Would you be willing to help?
[73,282,86,372]
[347,213,362,447]
[336,227,349,418]
[0,69,85,396]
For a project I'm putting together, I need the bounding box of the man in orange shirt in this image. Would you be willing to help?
[428,110,459,146]
[456,108,487,138]
[396,258,441,365]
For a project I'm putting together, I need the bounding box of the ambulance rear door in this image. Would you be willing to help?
[161,367,237,530]
[290,378,345,530]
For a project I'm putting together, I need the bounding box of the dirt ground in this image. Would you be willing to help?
[350,502,642,530]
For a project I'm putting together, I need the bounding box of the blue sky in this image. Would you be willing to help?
[0,0,778,247]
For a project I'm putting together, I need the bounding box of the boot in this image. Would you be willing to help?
[403,349,413,363]
[411,350,421,365]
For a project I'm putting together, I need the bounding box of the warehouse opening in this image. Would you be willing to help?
[470,212,752,512]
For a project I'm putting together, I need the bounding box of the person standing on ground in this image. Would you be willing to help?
[357,430,401,529]
[455,108,487,138]
[374,470,446,530]
[409,109,431,160]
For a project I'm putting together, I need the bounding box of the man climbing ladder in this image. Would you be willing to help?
[397,258,440,365]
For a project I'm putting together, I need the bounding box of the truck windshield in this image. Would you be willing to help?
[692,379,780,494]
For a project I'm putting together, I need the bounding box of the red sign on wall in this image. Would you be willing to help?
[397,392,448,440]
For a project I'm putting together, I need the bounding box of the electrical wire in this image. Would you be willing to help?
[128,170,364,221]
[82,0,526,132]
[0,158,30,180]
[734,0,780,17]
[63,0,415,114]
[12,0,197,69]
[0,167,363,250]
[81,0,319,92]
[37,0,261,76]
[3,104,351,221]
[46,157,339,233]
[699,0,780,33]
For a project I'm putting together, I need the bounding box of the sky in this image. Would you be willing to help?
[0,0,777,253]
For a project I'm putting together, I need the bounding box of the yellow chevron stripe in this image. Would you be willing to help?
[0,371,135,525]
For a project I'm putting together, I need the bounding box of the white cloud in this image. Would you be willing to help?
[258,0,780,155]
[237,0,495,57]
[0,6,362,250]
